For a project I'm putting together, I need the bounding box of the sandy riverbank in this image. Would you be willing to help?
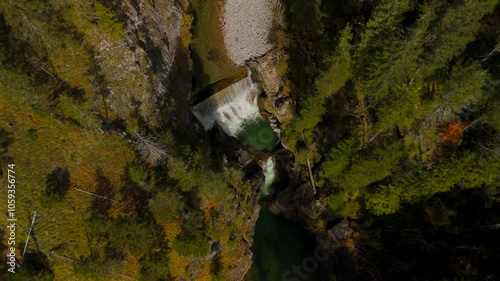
[222,0,277,65]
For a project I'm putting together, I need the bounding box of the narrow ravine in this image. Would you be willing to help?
[189,0,325,280]
[244,209,323,281]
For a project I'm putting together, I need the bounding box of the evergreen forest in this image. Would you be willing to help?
[0,0,499,280]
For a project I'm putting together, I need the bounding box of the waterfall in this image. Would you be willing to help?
[192,72,279,195]
[192,74,261,137]
[261,157,276,197]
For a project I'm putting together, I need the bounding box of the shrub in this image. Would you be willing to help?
[138,254,170,281]
[73,253,122,281]
[148,190,183,222]
[172,234,210,257]
[128,165,148,184]
[40,167,70,208]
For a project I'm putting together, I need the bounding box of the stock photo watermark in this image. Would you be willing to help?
[282,245,330,281]
[6,163,17,273]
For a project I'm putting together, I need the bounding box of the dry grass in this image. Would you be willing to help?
[0,95,135,280]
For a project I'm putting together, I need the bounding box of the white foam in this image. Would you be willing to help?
[192,75,262,137]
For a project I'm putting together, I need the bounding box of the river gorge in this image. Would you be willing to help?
[189,0,324,280]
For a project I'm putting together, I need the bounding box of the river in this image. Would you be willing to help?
[238,121,322,281]
[190,1,322,280]
[245,209,323,281]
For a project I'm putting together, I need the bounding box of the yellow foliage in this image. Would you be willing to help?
[181,13,194,49]
[120,254,141,279]
[49,42,94,95]
[0,95,134,279]
[167,250,190,279]
[163,220,183,241]
[343,237,356,250]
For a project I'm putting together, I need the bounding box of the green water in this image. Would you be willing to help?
[238,119,322,281]
[238,118,278,151]
[245,210,323,281]
[191,0,238,90]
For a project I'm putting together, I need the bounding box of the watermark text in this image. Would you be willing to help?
[6,163,17,273]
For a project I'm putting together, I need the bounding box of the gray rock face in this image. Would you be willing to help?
[96,2,270,279]
[94,0,193,129]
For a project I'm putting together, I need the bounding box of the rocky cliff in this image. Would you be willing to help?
[93,0,193,129]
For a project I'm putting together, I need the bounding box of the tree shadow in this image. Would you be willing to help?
[119,165,151,218]
[17,249,55,280]
[42,167,70,206]
[0,127,14,178]
[103,244,126,262]
[119,183,151,218]
[90,169,116,218]
[0,127,14,150]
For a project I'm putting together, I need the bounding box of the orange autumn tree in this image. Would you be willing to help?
[439,122,467,144]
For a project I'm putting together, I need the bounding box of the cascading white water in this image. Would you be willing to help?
[192,72,279,196]
[192,74,262,137]
[261,156,277,197]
